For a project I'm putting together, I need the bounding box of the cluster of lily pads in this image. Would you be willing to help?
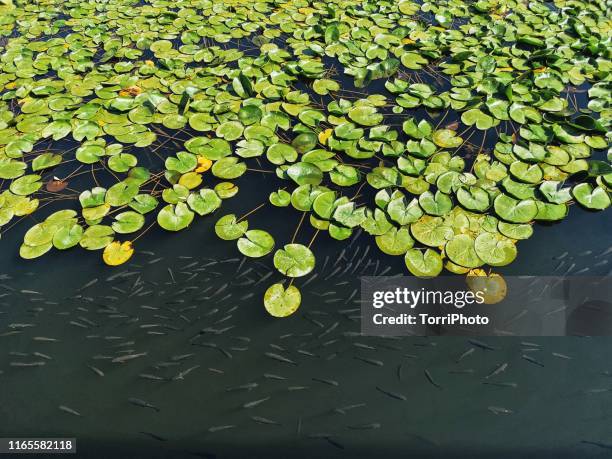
[0,0,610,317]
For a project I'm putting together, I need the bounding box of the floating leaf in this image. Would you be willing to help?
[446,234,483,268]
[237,230,274,258]
[103,241,134,266]
[157,203,194,231]
[215,214,248,240]
[572,183,610,210]
[273,244,315,277]
[375,227,414,255]
[264,283,301,318]
[404,248,443,277]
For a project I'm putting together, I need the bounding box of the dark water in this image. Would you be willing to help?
[1,172,611,458]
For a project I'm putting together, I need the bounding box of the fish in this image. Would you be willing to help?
[522,354,544,367]
[139,432,167,442]
[333,403,366,415]
[456,347,475,362]
[88,365,104,377]
[208,425,235,433]
[242,397,270,409]
[325,437,345,449]
[59,405,81,416]
[312,378,339,387]
[484,363,508,379]
[265,352,296,365]
[552,352,572,360]
[139,373,166,381]
[251,416,280,425]
[263,373,286,380]
[128,397,160,412]
[483,382,518,388]
[348,423,381,430]
[226,383,258,392]
[424,369,441,389]
[468,339,497,351]
[488,406,513,415]
[78,278,98,291]
[354,356,383,367]
[376,386,407,401]
[112,352,147,363]
[173,365,200,380]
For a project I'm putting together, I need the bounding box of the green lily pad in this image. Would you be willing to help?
[287,162,323,186]
[474,232,517,266]
[375,226,414,255]
[79,225,115,250]
[157,203,194,232]
[264,283,301,318]
[237,229,275,258]
[112,211,145,234]
[494,194,538,223]
[32,153,62,171]
[269,189,291,207]
[348,105,383,127]
[274,244,315,277]
[411,215,454,247]
[404,248,443,277]
[446,234,483,268]
[212,157,247,179]
[187,189,222,216]
[432,129,462,148]
[572,183,610,210]
[215,214,248,240]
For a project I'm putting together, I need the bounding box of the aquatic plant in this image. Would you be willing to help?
[0,0,610,315]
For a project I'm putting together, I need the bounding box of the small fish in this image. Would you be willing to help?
[112,352,147,363]
[354,356,383,367]
[376,386,407,401]
[226,383,258,392]
[488,406,513,415]
[333,403,366,415]
[139,432,167,442]
[424,369,441,389]
[242,397,270,409]
[456,347,475,362]
[265,352,296,365]
[485,363,508,379]
[348,423,381,430]
[468,339,497,351]
[483,382,517,388]
[59,405,81,416]
[88,365,104,377]
[552,352,572,360]
[173,365,200,380]
[251,416,280,425]
[312,378,339,387]
[139,373,165,381]
[208,425,235,433]
[263,373,286,380]
[522,354,544,367]
[128,397,160,412]
[79,278,98,291]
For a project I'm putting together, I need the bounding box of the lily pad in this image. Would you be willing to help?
[274,244,315,277]
[237,230,275,258]
[264,283,301,318]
